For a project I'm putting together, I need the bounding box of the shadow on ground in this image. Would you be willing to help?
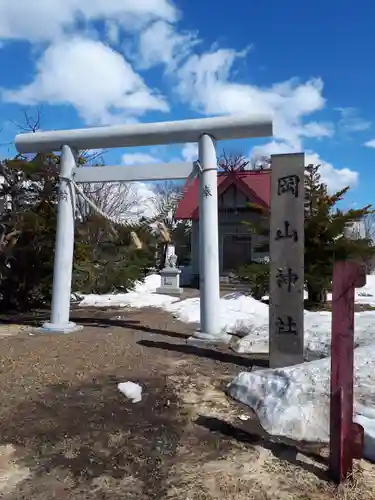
[138,339,269,369]
[0,310,49,327]
[76,316,191,340]
[0,310,193,341]
[195,416,329,481]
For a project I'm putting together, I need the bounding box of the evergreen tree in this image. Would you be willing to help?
[73,219,156,295]
[303,164,374,303]
[0,153,158,310]
[0,153,61,309]
[237,164,375,305]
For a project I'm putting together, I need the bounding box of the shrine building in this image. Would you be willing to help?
[175,170,271,284]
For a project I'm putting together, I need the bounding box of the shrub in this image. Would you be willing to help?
[237,258,270,300]
[73,221,157,295]
[0,155,158,310]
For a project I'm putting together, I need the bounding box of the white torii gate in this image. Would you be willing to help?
[15,115,273,340]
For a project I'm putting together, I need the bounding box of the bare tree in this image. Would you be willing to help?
[150,181,191,268]
[11,107,42,133]
[218,150,250,171]
[363,213,375,240]
[218,150,271,171]
[152,180,182,219]
[75,150,140,223]
[75,180,142,222]
[345,213,375,273]
[75,181,145,246]
[363,214,375,274]
[249,154,271,170]
[75,152,144,244]
[7,111,144,245]
[345,214,375,241]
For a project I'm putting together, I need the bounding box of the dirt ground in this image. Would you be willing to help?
[0,306,374,500]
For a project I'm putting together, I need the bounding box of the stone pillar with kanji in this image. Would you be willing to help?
[269,153,305,368]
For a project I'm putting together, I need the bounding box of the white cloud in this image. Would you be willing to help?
[0,0,365,197]
[0,0,177,42]
[136,20,198,70]
[336,107,371,133]
[181,143,198,162]
[251,141,294,158]
[300,121,334,139]
[105,20,121,46]
[120,155,163,219]
[3,37,169,125]
[364,139,375,148]
[175,48,329,150]
[251,141,358,192]
[122,153,162,165]
[128,182,158,219]
[305,151,358,192]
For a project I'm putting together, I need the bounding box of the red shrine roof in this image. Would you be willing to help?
[175,170,271,220]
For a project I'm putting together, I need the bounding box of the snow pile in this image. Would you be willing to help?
[262,276,375,305]
[165,292,375,358]
[79,290,178,309]
[132,274,161,293]
[164,279,375,460]
[166,292,269,334]
[227,345,375,461]
[352,274,375,306]
[356,410,375,462]
[79,282,375,358]
[118,381,142,403]
[79,274,179,309]
[236,308,375,359]
[324,276,375,305]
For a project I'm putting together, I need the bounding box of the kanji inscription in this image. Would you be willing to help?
[269,153,305,368]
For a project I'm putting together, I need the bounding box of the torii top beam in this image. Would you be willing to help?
[14,114,273,154]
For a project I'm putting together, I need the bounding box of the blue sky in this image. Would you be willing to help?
[0,0,374,208]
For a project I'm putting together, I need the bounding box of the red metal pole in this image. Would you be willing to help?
[329,261,365,483]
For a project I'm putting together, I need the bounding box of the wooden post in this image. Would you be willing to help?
[269,153,305,368]
[329,260,365,483]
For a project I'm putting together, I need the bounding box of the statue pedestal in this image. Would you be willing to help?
[156,266,183,295]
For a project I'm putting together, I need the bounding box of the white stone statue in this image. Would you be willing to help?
[168,254,178,268]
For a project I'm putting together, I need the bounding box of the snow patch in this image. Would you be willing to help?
[79,274,179,309]
[77,274,375,358]
[132,274,161,293]
[261,275,375,305]
[79,291,178,309]
[227,344,375,462]
[165,291,375,359]
[165,293,269,333]
[352,274,375,306]
[235,308,375,359]
[118,381,142,403]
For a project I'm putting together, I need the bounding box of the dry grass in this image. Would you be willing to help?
[0,307,374,499]
[166,446,375,500]
[0,445,31,495]
[167,371,375,500]
[0,324,31,338]
[333,464,375,500]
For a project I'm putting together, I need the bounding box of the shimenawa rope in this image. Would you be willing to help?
[64,160,201,248]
